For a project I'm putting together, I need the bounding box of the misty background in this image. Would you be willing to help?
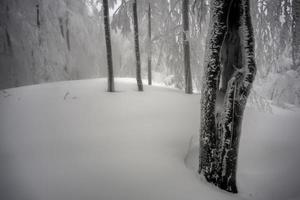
[0,0,299,108]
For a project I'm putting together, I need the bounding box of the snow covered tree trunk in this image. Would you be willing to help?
[133,0,143,91]
[182,0,193,94]
[199,0,256,193]
[293,0,300,70]
[199,0,232,185]
[147,3,152,86]
[103,0,115,92]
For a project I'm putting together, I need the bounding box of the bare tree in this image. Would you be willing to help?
[133,0,143,91]
[199,0,256,193]
[103,0,115,92]
[182,0,193,94]
[147,3,152,85]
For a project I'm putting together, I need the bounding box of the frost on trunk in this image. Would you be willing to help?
[182,0,193,94]
[199,0,256,193]
[103,0,115,92]
[293,0,300,70]
[133,0,143,91]
[147,3,152,86]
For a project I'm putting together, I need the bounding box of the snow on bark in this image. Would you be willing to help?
[199,0,232,183]
[199,0,256,193]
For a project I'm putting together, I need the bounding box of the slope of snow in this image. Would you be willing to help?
[0,78,300,200]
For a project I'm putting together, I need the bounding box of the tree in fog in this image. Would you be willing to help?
[199,0,256,193]
[293,0,300,70]
[147,3,152,85]
[182,0,193,93]
[132,0,143,91]
[103,0,115,92]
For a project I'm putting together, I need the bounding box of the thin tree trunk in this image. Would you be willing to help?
[147,3,152,85]
[103,0,115,92]
[36,4,40,28]
[182,0,193,94]
[133,0,143,91]
[199,0,256,193]
[66,12,71,51]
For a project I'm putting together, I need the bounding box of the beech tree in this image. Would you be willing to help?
[103,0,115,92]
[199,0,256,193]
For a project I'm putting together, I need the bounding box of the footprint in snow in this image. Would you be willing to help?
[64,91,78,100]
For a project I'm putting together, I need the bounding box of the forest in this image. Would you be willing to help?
[0,0,300,200]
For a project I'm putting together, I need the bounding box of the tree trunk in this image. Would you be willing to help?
[147,3,152,85]
[182,0,193,94]
[199,0,256,193]
[199,0,232,185]
[133,0,143,91]
[36,4,40,28]
[293,0,300,70]
[66,12,71,51]
[103,0,115,92]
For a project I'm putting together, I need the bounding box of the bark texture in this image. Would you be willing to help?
[199,0,232,184]
[148,3,152,85]
[103,0,115,92]
[133,0,143,91]
[293,0,300,70]
[199,0,256,193]
[182,0,193,94]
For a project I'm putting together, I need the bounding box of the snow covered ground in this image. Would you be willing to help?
[0,78,300,200]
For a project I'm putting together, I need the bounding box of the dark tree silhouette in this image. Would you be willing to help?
[182,0,193,94]
[133,0,143,91]
[103,0,115,92]
[147,3,152,86]
[36,4,40,28]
